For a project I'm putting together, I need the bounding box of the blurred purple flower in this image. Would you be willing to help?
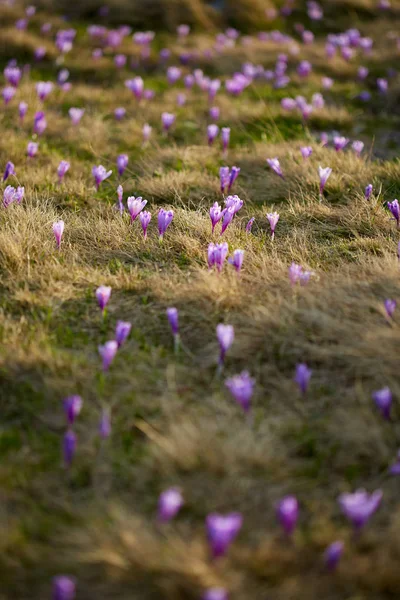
[158,488,183,523]
[228,249,244,272]
[19,101,28,122]
[4,66,21,87]
[246,217,255,233]
[209,106,220,120]
[221,127,230,155]
[96,285,111,313]
[208,242,228,271]
[98,340,118,371]
[161,112,175,132]
[99,409,111,439]
[300,146,313,159]
[63,395,82,425]
[92,165,112,190]
[352,140,364,156]
[267,212,280,240]
[297,60,312,77]
[372,386,392,420]
[319,166,332,195]
[114,107,126,121]
[3,161,15,182]
[139,210,151,239]
[2,86,16,105]
[206,512,242,558]
[277,495,299,536]
[294,363,312,394]
[389,450,400,475]
[142,123,152,144]
[52,575,76,600]
[338,489,382,530]
[225,371,254,413]
[117,154,128,177]
[384,299,396,319]
[158,208,174,238]
[388,199,400,227]
[333,136,349,152]
[3,185,24,207]
[217,324,234,365]
[267,157,284,178]
[115,321,131,347]
[207,124,219,146]
[202,589,228,600]
[125,77,144,100]
[324,541,344,571]
[57,160,70,183]
[53,220,65,249]
[365,184,373,200]
[36,81,53,102]
[63,430,76,467]
[68,108,84,125]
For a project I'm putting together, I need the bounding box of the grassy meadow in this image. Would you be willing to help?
[1,0,400,598]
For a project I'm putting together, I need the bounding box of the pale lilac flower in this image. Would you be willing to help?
[176,93,186,106]
[384,299,396,318]
[208,243,229,272]
[57,160,70,183]
[98,340,118,371]
[372,386,392,420]
[246,217,255,233]
[2,86,15,105]
[267,157,284,178]
[281,97,296,110]
[99,409,111,439]
[225,194,243,214]
[333,136,349,151]
[57,69,69,85]
[228,249,244,272]
[52,575,76,600]
[115,320,131,347]
[166,307,179,346]
[117,154,128,177]
[267,212,280,240]
[300,146,312,159]
[114,54,127,68]
[63,395,82,425]
[92,48,103,59]
[177,24,190,37]
[63,430,76,467]
[302,30,314,44]
[320,132,329,146]
[161,112,175,132]
[294,363,312,394]
[3,161,15,182]
[33,111,47,135]
[158,488,183,523]
[158,208,174,238]
[319,166,332,195]
[207,124,219,146]
[15,19,28,31]
[4,66,21,87]
[36,81,53,101]
[365,184,373,200]
[377,78,388,93]
[312,92,324,109]
[125,77,144,100]
[220,207,234,235]
[217,324,234,366]
[53,220,65,249]
[209,106,220,120]
[114,107,126,121]
[277,496,299,536]
[219,167,230,193]
[19,101,28,122]
[92,165,112,190]
[139,211,151,239]
[167,66,181,85]
[389,450,400,475]
[142,123,152,144]
[357,66,369,80]
[206,513,242,558]
[225,371,254,413]
[3,185,24,207]
[68,108,84,125]
[96,285,111,313]
[210,202,223,233]
[324,541,344,571]
[228,166,240,192]
[289,262,303,285]
[338,489,382,530]
[322,77,333,89]
[297,60,312,77]
[388,199,400,227]
[26,5,36,17]
[27,141,38,158]
[352,140,364,156]
[221,127,230,154]
[202,589,228,600]
[34,47,46,61]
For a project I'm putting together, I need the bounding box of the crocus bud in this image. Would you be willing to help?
[207,124,219,146]
[294,363,312,394]
[365,184,373,200]
[384,299,396,319]
[228,166,240,192]
[116,185,124,214]
[225,371,254,413]
[92,165,112,190]
[277,495,299,536]
[387,199,400,228]
[221,127,230,155]
[161,112,175,132]
[52,575,76,600]
[114,107,126,121]
[228,249,244,273]
[318,166,332,195]
[57,160,70,183]
[117,154,128,176]
[372,386,392,420]
[125,76,144,100]
[166,307,179,337]
[157,208,174,238]
[115,320,131,347]
[216,324,234,365]
[19,101,28,122]
[324,541,344,571]
[209,106,220,120]
[63,430,76,467]
[208,243,228,272]
[338,489,382,530]
[267,157,284,178]
[157,487,183,522]
[210,202,223,233]
[206,513,242,558]
[139,210,151,239]
[98,340,118,371]
[246,217,255,233]
[142,123,152,143]
[96,285,111,313]
[27,141,38,158]
[3,161,15,182]
[63,395,82,425]
[99,409,111,439]
[333,136,349,152]
[53,220,65,249]
[300,146,312,159]
[267,212,280,239]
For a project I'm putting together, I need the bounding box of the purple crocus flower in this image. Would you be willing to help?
[19,101,28,122]
[157,208,174,238]
[324,541,344,571]
[220,167,230,193]
[202,589,228,600]
[300,146,313,159]
[3,161,15,182]
[225,371,254,413]
[228,249,244,273]
[142,123,152,143]
[63,430,76,467]
[228,166,240,192]
[267,212,280,240]
[322,76,333,89]
[27,141,38,158]
[99,409,111,439]
[34,47,47,61]
[117,154,128,177]
[206,512,242,558]
[207,124,219,146]
[358,66,369,80]
[53,220,65,249]
[92,165,112,190]
[2,86,15,105]
[389,450,400,475]
[114,54,127,68]
[333,136,349,152]
[297,60,312,77]
[166,307,179,350]
[4,66,21,87]
[15,19,28,31]
[114,107,126,121]
[115,320,131,347]
[57,160,70,183]
[208,243,229,272]
[294,363,312,394]
[377,78,388,93]
[210,202,223,233]
[52,576,76,600]
[221,127,230,155]
[209,106,220,120]
[384,299,396,318]
[177,24,190,37]
[352,140,364,156]
[167,66,181,85]
[157,488,183,523]
[220,206,235,235]
[372,386,392,420]
[224,195,243,214]
[33,111,47,135]
[160,111,176,133]
[68,108,84,125]
[365,184,373,200]
[63,395,82,425]
[277,495,299,536]
[319,166,332,195]
[36,81,53,101]
[98,340,118,371]
[387,199,400,227]
[125,77,144,100]
[216,324,234,366]
[246,217,255,233]
[96,285,111,313]
[3,185,24,207]
[267,157,284,178]
[338,489,382,530]
[139,211,151,239]
[116,185,124,214]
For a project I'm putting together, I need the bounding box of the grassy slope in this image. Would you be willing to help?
[1,1,400,598]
